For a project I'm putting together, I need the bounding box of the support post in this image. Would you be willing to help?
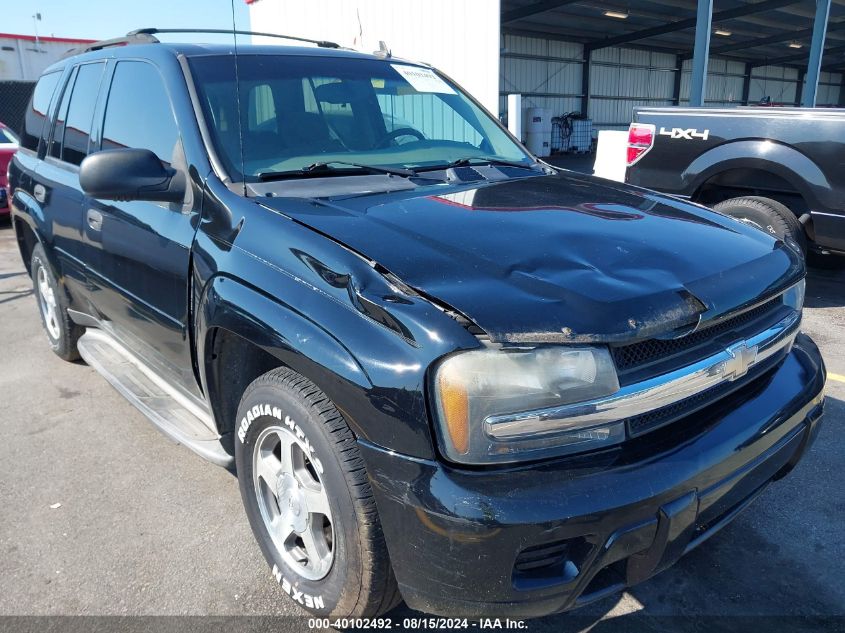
[796,68,806,105]
[581,47,592,117]
[689,0,714,107]
[801,0,832,107]
[673,56,684,105]
[741,63,752,105]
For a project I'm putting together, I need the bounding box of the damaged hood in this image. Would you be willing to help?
[260,172,803,343]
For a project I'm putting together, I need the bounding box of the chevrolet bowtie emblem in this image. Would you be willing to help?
[723,341,759,381]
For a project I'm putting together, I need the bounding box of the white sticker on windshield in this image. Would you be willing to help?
[391,64,456,95]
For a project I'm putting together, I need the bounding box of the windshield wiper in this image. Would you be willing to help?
[414,156,541,173]
[259,161,416,181]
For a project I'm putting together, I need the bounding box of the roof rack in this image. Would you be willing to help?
[63,32,159,57]
[63,28,341,58]
[128,28,340,49]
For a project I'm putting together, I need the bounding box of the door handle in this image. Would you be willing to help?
[87,208,103,232]
[33,184,46,204]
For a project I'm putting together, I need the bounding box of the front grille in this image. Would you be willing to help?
[624,348,784,437]
[626,383,733,436]
[611,297,782,380]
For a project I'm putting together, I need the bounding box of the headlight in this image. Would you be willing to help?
[432,346,622,464]
[782,279,805,311]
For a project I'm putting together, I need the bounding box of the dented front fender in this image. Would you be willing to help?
[194,178,480,458]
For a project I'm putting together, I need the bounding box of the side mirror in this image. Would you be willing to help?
[79,148,185,203]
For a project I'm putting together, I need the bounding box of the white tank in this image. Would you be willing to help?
[525,131,551,157]
[525,107,552,134]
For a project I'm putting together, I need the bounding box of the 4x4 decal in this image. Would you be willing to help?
[659,126,710,140]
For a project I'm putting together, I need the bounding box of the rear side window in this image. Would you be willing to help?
[21,71,61,151]
[102,61,179,165]
[49,67,77,161]
[60,62,105,166]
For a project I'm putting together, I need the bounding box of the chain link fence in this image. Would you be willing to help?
[0,81,36,136]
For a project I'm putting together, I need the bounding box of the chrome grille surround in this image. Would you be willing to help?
[484,310,801,442]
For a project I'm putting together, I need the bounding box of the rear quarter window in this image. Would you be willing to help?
[60,62,105,166]
[21,71,61,152]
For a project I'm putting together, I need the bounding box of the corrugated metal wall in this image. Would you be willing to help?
[501,33,843,135]
[749,65,801,104]
[817,72,843,105]
[680,58,746,106]
[499,35,583,128]
[590,47,677,129]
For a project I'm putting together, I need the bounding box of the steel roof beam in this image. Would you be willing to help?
[501,0,584,25]
[586,0,802,51]
[822,56,845,68]
[501,26,687,52]
[751,42,845,67]
[694,20,845,58]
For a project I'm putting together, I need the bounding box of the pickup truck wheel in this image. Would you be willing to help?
[713,196,807,255]
[30,244,82,361]
[235,367,401,617]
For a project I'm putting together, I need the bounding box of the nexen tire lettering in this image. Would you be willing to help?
[272,563,326,609]
[237,404,324,475]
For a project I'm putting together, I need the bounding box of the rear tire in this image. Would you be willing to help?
[30,243,82,361]
[234,367,401,617]
[713,196,807,255]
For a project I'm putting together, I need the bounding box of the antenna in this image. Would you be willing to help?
[230,1,247,194]
[374,41,392,58]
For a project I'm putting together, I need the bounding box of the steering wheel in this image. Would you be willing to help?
[375,127,425,149]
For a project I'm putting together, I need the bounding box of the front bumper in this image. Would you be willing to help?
[360,334,826,618]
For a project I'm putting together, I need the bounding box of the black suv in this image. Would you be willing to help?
[9,30,826,619]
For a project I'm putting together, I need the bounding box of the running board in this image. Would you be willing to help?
[77,329,234,468]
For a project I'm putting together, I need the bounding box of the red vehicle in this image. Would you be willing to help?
[0,123,20,216]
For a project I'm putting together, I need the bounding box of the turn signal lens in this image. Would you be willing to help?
[626,123,655,166]
[437,371,470,455]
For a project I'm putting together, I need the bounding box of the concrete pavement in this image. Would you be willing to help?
[0,220,842,632]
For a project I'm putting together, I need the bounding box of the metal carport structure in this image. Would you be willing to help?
[501,0,845,130]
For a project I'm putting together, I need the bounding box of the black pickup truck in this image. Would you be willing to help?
[625,106,845,260]
[9,30,826,619]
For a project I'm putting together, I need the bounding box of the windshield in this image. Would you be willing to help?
[188,54,531,182]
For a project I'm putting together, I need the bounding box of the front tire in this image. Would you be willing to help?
[30,243,82,361]
[235,367,401,617]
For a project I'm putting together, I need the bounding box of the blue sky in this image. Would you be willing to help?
[3,0,250,42]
